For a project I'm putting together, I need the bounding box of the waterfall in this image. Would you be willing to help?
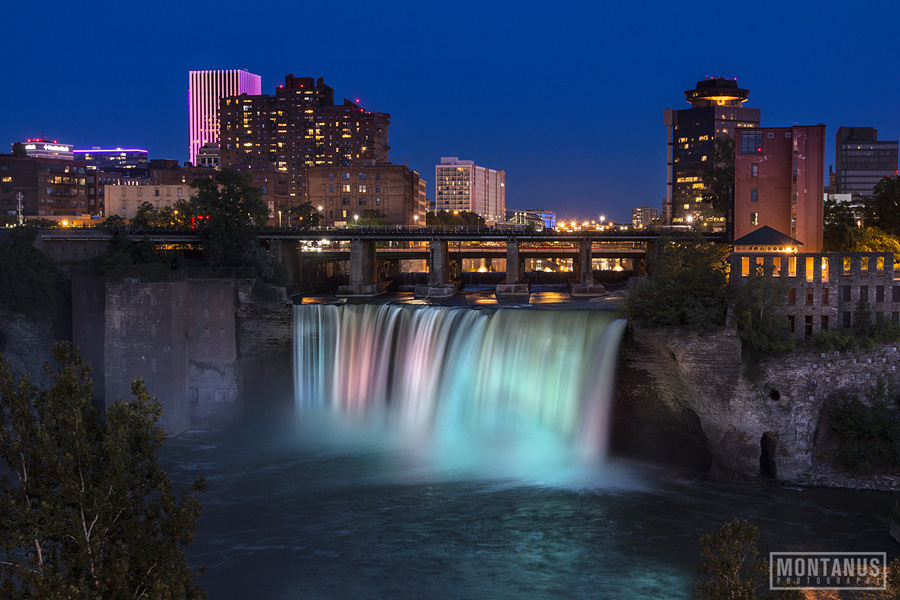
[294,304,626,477]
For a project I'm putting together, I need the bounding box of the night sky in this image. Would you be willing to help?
[3,0,898,222]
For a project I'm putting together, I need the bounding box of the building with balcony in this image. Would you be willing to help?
[665,77,760,228]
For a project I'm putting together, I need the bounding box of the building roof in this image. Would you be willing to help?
[733,226,803,247]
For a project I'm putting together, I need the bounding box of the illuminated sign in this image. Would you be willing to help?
[42,144,71,152]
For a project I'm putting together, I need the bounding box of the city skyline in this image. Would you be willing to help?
[3,1,899,223]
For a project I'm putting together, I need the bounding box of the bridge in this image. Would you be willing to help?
[35,227,723,299]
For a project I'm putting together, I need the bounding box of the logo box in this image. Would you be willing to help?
[770,552,887,590]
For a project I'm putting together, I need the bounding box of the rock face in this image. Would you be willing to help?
[0,309,56,388]
[613,324,900,490]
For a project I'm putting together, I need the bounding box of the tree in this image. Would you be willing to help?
[0,226,63,319]
[131,201,158,227]
[695,520,800,600]
[348,209,389,227]
[702,136,736,215]
[731,264,793,355]
[287,202,323,229]
[870,175,900,237]
[823,197,858,251]
[0,343,206,599]
[426,210,485,228]
[188,168,269,269]
[625,232,730,330]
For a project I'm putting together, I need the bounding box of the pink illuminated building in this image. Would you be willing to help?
[188,69,261,166]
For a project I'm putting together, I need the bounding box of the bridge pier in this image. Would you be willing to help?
[495,238,530,300]
[414,239,457,298]
[570,237,606,297]
[336,239,388,296]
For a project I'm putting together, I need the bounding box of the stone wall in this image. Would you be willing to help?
[614,323,900,490]
[0,309,56,388]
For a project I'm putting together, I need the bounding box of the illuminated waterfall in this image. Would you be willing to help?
[294,304,626,473]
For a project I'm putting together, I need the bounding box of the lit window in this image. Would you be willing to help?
[750,212,758,226]
[751,164,758,177]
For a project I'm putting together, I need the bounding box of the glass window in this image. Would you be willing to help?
[822,288,830,305]
[741,257,750,277]
[741,131,763,154]
[358,173,366,180]
[750,189,758,202]
[751,163,759,177]
[750,212,758,226]
[806,257,814,282]
[806,289,814,305]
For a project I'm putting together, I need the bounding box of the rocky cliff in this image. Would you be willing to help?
[613,324,900,490]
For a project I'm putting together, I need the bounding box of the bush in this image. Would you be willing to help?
[824,380,900,474]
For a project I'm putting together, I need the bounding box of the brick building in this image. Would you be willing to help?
[219,75,390,208]
[732,250,900,339]
[306,163,426,227]
[0,154,92,219]
[734,125,826,252]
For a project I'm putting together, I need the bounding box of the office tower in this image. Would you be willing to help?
[188,69,261,166]
[434,157,505,222]
[219,74,391,204]
[664,77,760,227]
[834,127,898,196]
[734,125,826,252]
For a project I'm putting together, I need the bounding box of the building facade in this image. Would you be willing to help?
[74,148,149,174]
[434,157,505,221]
[732,251,900,339]
[305,164,426,227]
[632,205,659,228]
[0,154,92,219]
[664,78,760,227]
[834,127,898,196]
[188,69,262,166]
[104,183,196,219]
[734,125,826,252]
[218,74,391,210]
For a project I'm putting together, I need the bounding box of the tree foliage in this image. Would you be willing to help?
[0,343,206,599]
[348,209,390,227]
[823,197,859,251]
[870,175,900,237]
[695,520,800,600]
[702,136,736,215]
[731,264,794,355]
[188,168,270,270]
[0,227,63,319]
[625,233,730,330]
[287,202,323,229]
[426,210,486,228]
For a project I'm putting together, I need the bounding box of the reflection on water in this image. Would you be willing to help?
[162,428,896,600]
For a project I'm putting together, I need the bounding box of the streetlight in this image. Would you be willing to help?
[278,210,282,228]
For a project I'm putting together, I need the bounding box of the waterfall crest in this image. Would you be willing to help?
[294,304,626,477]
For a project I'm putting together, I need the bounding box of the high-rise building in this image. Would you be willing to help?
[664,77,760,228]
[188,69,261,166]
[631,205,659,228]
[834,127,898,196]
[218,75,391,207]
[434,157,505,222]
[734,125,826,252]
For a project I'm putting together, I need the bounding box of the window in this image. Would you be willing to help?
[878,256,885,274]
[375,185,380,193]
[751,163,759,177]
[358,198,366,205]
[177,188,183,198]
[359,184,367,193]
[806,289,814,305]
[750,189,758,202]
[842,285,851,302]
[773,257,781,276]
[375,197,381,205]
[342,184,351,193]
[788,315,795,333]
[806,257,814,282]
[342,172,350,180]
[741,257,750,277]
[821,257,829,282]
[843,311,852,328]
[342,197,350,205]
[861,256,869,273]
[822,288,830,305]
[741,131,763,154]
[843,256,851,275]
[805,316,813,337]
[329,172,334,180]
[750,212,758,226]
[877,286,885,302]
[789,256,797,277]
[154,189,160,196]
[358,173,366,180]
[788,288,796,305]
[894,286,900,302]
[821,316,829,331]
[375,172,380,180]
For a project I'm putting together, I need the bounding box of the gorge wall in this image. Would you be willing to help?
[613,324,900,490]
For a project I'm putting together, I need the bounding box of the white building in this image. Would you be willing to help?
[188,69,261,166]
[105,184,195,219]
[434,157,505,221]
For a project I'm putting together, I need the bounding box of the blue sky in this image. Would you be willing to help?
[3,0,898,222]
